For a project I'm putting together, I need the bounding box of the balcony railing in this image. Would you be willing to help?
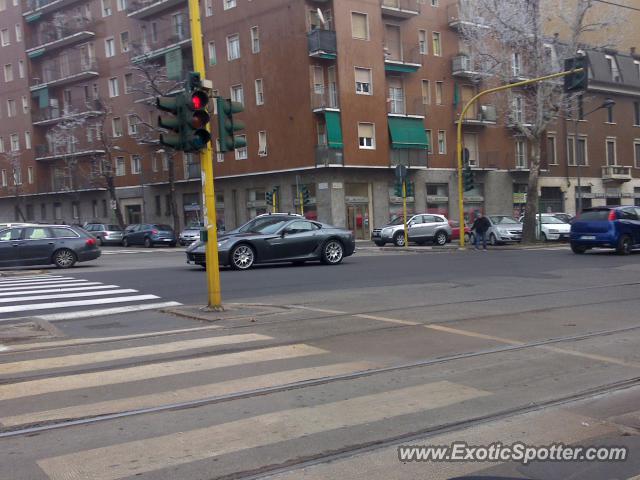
[23,0,84,16]
[390,149,427,168]
[186,163,201,180]
[380,0,420,18]
[602,165,632,182]
[307,29,337,59]
[32,100,103,126]
[127,0,186,19]
[316,145,343,166]
[384,46,422,73]
[35,143,105,161]
[131,20,191,62]
[457,104,497,125]
[30,57,99,90]
[26,18,95,52]
[451,54,482,78]
[311,85,339,111]
[447,2,489,30]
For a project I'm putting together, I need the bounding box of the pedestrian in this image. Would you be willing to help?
[471,212,491,250]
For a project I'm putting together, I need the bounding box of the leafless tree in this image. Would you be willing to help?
[456,0,622,242]
[0,150,26,221]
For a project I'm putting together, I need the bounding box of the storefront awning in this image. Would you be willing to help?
[388,117,429,150]
[325,111,343,149]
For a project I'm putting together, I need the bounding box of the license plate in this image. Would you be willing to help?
[162,238,172,242]
[372,233,380,237]
[581,235,596,240]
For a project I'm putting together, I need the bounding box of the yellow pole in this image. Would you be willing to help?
[402,179,408,248]
[299,191,304,216]
[272,191,277,212]
[189,0,222,309]
[456,68,583,248]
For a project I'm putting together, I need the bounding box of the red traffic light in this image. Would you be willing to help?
[189,91,208,110]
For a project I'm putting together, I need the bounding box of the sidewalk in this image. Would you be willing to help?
[355,239,568,252]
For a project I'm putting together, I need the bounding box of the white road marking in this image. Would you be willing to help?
[0,294,160,314]
[0,275,61,282]
[0,281,100,292]
[36,301,183,321]
[0,333,272,375]
[0,285,120,297]
[0,278,80,287]
[0,289,138,304]
[37,382,490,480]
[0,344,326,400]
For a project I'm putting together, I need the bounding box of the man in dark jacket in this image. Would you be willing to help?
[472,213,491,250]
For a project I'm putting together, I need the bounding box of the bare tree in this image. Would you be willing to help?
[0,150,26,221]
[47,113,87,194]
[456,0,621,242]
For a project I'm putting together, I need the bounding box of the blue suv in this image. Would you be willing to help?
[570,207,640,255]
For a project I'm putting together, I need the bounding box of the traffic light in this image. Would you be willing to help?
[300,185,311,205]
[217,98,246,152]
[463,147,474,191]
[265,191,272,204]
[157,93,185,150]
[564,56,588,93]
[394,182,403,197]
[406,182,414,197]
[183,73,212,153]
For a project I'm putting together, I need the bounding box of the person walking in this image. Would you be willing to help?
[471,212,491,250]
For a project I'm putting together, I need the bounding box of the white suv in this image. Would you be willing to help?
[372,214,452,247]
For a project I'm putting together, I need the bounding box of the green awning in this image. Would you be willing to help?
[388,117,429,149]
[32,87,49,108]
[26,12,42,23]
[325,111,343,149]
[28,48,45,59]
[384,63,420,73]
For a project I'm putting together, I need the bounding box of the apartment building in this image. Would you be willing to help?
[1,0,639,240]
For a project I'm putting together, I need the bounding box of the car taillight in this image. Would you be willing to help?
[608,210,617,221]
[86,238,96,247]
[152,229,158,234]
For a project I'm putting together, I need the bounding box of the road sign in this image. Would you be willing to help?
[395,164,407,181]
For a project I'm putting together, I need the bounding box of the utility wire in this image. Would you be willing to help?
[592,0,640,12]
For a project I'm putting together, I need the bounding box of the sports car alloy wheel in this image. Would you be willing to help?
[53,249,77,269]
[322,240,343,265]
[231,245,255,270]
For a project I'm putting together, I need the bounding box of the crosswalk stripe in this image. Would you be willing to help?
[0,281,100,292]
[36,381,490,480]
[36,301,183,321]
[0,288,138,304]
[2,361,375,427]
[0,285,121,297]
[0,294,160,314]
[0,344,326,400]
[0,278,80,287]
[0,333,272,375]
[0,275,61,282]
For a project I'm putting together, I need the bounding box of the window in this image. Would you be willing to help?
[27,166,33,184]
[235,135,247,159]
[0,29,9,47]
[515,139,527,168]
[255,78,264,105]
[576,95,584,120]
[112,117,123,137]
[105,37,115,57]
[355,67,372,95]
[634,102,640,126]
[431,0,439,5]
[208,41,216,65]
[227,34,240,60]
[437,130,446,154]
[7,99,16,117]
[258,131,267,156]
[120,32,129,53]
[351,12,369,40]
[223,0,236,9]
[0,0,4,11]
[21,96,28,114]
[102,0,112,16]
[4,63,13,82]
[115,156,125,176]
[547,134,557,165]
[231,84,244,105]
[127,115,138,135]
[205,0,213,16]
[0,170,5,187]
[567,135,588,166]
[0,137,4,153]
[435,81,443,105]
[606,138,617,166]
[131,155,142,174]
[511,52,521,77]
[151,22,158,43]
[605,55,621,82]
[432,32,441,56]
[512,95,524,123]
[10,133,19,151]
[419,30,427,55]
[108,77,119,97]
[13,167,21,185]
[635,60,640,80]
[250,26,260,53]
[124,73,133,93]
[18,60,24,79]
[25,131,31,149]
[421,80,431,105]
[15,24,21,42]
[358,122,375,149]
[634,140,640,168]
[116,0,126,10]
[606,104,614,123]
[172,12,185,40]
[425,129,433,153]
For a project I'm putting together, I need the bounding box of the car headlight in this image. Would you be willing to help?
[217,238,230,248]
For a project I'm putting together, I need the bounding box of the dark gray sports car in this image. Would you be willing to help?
[186,214,355,270]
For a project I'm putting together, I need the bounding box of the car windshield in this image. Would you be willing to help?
[578,210,611,221]
[388,216,408,226]
[106,225,122,231]
[155,224,173,231]
[239,216,285,233]
[249,218,290,234]
[541,216,565,224]
[490,216,519,225]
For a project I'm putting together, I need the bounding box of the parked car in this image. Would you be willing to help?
[122,224,177,248]
[570,207,640,255]
[372,214,452,247]
[449,220,471,243]
[480,215,523,245]
[179,223,204,246]
[548,212,574,224]
[518,214,571,241]
[84,223,124,245]
[186,215,355,270]
[0,224,100,268]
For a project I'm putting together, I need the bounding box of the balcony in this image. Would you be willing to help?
[32,101,103,126]
[380,0,420,19]
[30,58,99,91]
[26,19,96,56]
[456,105,497,127]
[307,29,337,60]
[447,2,489,30]
[35,144,105,161]
[311,86,339,112]
[390,149,427,168]
[452,54,481,78]
[384,47,422,73]
[186,163,201,180]
[602,165,632,182]
[130,22,191,63]
[127,0,185,19]
[22,0,85,18]
[315,146,343,167]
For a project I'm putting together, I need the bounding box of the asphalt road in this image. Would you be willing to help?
[1,244,640,480]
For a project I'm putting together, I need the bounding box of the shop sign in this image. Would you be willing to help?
[426,195,449,203]
[464,195,484,203]
[513,193,527,204]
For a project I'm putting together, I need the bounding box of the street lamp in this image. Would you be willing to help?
[574,98,615,214]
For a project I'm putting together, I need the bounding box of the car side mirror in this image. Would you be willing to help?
[281,229,287,237]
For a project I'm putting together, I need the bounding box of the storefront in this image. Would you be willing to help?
[345,183,370,240]
[463,185,484,224]
[426,184,449,217]
[388,183,415,221]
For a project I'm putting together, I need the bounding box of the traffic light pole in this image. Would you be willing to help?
[188,0,222,309]
[456,67,583,248]
[402,179,408,249]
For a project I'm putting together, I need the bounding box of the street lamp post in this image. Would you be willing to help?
[573,98,615,214]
